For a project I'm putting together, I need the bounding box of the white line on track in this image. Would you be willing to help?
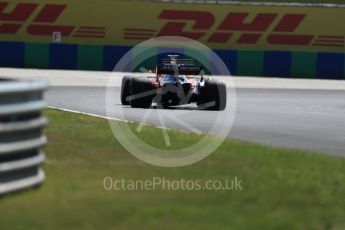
[48,106,131,123]
[47,105,181,133]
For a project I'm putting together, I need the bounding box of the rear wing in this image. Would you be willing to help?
[157,64,202,75]
[161,57,195,65]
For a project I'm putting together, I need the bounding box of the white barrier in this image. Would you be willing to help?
[0,79,47,195]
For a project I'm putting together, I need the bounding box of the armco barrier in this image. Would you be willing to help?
[0,79,47,195]
[0,0,344,78]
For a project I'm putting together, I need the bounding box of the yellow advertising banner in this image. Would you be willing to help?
[0,0,344,52]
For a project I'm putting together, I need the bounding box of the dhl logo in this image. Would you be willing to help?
[1,3,343,48]
[0,2,105,38]
[124,10,345,48]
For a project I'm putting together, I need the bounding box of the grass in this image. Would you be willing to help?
[0,108,345,229]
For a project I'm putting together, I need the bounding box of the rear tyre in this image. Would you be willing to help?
[198,79,226,111]
[129,77,155,108]
[121,76,133,105]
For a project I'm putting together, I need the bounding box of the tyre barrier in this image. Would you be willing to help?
[0,79,48,195]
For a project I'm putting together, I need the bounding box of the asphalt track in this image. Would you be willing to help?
[46,86,345,157]
[2,68,345,157]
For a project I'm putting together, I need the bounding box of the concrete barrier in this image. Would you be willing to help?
[0,79,47,195]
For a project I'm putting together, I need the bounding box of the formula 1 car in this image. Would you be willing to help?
[121,55,226,111]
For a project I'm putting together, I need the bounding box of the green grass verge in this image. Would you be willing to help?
[1,108,345,229]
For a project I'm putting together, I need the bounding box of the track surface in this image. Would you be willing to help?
[47,86,345,156]
[2,68,344,156]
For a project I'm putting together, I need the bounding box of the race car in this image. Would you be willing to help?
[121,55,226,111]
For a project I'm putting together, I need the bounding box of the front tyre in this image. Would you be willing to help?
[198,79,226,111]
[129,77,155,108]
